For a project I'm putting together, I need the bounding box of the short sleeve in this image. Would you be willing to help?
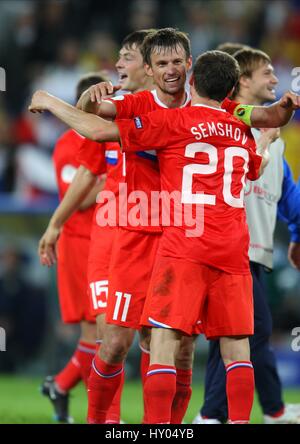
[105,92,148,119]
[76,138,106,175]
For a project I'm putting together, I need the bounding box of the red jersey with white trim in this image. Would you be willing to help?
[76,139,122,228]
[106,89,190,232]
[53,129,106,238]
[107,91,241,233]
[117,104,262,274]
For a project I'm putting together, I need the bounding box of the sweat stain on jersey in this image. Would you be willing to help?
[154,267,174,296]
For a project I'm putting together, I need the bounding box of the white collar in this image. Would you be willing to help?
[193,103,226,112]
[151,89,191,109]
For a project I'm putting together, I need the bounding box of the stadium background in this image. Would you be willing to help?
[0,0,299,423]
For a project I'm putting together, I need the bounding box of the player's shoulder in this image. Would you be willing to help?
[105,141,121,151]
[144,106,181,123]
[53,129,85,163]
[56,129,84,146]
[112,90,151,102]
[222,108,251,129]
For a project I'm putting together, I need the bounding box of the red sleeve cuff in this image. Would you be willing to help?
[247,153,262,180]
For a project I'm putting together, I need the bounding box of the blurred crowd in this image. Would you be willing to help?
[0,0,299,199]
[0,0,300,373]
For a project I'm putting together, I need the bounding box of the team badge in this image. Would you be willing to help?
[134,117,143,129]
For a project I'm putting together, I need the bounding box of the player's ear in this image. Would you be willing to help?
[189,73,194,87]
[144,63,153,77]
[239,74,251,90]
[186,56,193,71]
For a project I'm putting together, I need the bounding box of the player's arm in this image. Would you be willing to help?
[277,160,300,270]
[79,174,106,211]
[76,81,121,118]
[232,91,300,128]
[29,91,121,143]
[254,128,279,176]
[117,111,169,153]
[39,165,99,267]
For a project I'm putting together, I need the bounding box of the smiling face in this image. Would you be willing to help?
[245,62,278,103]
[115,43,147,92]
[144,44,192,96]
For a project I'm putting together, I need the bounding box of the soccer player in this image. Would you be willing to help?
[32,49,271,423]
[40,73,107,423]
[37,28,199,424]
[80,28,195,424]
[117,51,273,425]
[38,29,159,423]
[29,32,300,423]
[193,48,300,424]
[29,48,272,424]
[74,29,300,424]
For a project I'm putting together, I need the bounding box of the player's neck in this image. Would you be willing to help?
[155,88,187,109]
[235,91,262,106]
[133,77,155,93]
[191,96,222,109]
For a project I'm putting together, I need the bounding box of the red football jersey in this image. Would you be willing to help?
[53,129,106,238]
[77,140,122,229]
[117,104,262,274]
[106,91,242,233]
[106,90,191,232]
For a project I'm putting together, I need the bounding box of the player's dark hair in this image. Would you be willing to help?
[193,51,240,102]
[122,29,157,50]
[232,48,272,98]
[76,72,108,101]
[216,42,251,56]
[141,28,191,65]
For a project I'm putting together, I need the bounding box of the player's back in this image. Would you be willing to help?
[158,105,261,273]
[158,105,258,215]
[118,104,262,274]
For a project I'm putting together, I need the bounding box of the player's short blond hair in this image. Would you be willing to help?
[232,48,272,98]
[234,48,271,78]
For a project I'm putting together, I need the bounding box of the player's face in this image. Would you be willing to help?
[115,44,146,92]
[145,45,192,95]
[248,62,278,103]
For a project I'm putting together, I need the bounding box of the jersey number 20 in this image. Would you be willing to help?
[181,142,249,208]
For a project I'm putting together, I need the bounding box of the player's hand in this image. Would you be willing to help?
[28,90,51,113]
[288,242,300,271]
[278,91,300,110]
[260,127,280,143]
[38,224,61,267]
[76,82,122,108]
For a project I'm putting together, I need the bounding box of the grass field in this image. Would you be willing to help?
[0,376,300,424]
